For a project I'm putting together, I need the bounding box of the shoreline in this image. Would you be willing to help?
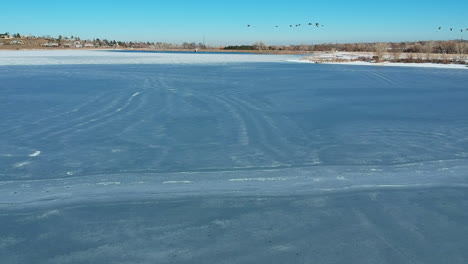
[0,47,312,55]
[0,49,466,69]
[296,51,468,69]
[290,59,468,70]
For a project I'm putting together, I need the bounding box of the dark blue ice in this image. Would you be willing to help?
[1,62,468,263]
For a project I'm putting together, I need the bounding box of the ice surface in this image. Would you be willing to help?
[2,189,468,264]
[1,51,468,263]
[0,50,301,65]
[1,50,465,69]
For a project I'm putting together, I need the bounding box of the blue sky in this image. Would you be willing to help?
[2,0,467,45]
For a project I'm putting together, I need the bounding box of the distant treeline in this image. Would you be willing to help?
[224,45,256,50]
[225,40,468,54]
[2,32,467,54]
[291,41,468,54]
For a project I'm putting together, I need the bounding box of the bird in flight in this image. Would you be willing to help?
[242,21,328,31]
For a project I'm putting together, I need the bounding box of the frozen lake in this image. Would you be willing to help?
[1,51,468,263]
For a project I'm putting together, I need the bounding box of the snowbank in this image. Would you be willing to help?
[294,51,468,69]
[292,59,468,69]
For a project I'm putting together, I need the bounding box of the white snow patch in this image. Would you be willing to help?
[111,149,123,153]
[29,151,41,157]
[211,219,233,228]
[292,52,468,69]
[271,244,295,252]
[14,161,30,168]
[37,209,60,219]
[163,181,192,184]
[228,177,289,182]
[96,182,121,186]
[291,59,468,69]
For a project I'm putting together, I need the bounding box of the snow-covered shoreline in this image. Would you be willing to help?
[294,51,468,69]
[289,59,468,69]
[0,50,466,69]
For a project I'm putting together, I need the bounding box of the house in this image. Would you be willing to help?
[74,41,83,48]
[0,33,11,39]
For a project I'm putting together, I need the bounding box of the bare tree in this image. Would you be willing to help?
[455,42,467,61]
[253,41,266,51]
[374,42,389,62]
[423,41,435,60]
[391,49,401,62]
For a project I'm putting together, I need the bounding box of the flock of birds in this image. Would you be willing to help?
[244,23,467,38]
[247,22,324,28]
[438,27,468,33]
[246,24,467,32]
